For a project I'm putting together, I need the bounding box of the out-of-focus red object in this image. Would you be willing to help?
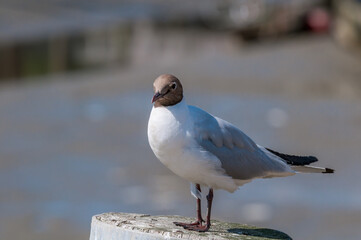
[307,8,330,33]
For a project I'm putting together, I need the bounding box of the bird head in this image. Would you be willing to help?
[152,74,183,107]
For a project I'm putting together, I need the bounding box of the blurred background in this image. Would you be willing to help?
[0,0,360,239]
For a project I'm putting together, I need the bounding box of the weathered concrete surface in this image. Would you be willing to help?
[89,212,292,240]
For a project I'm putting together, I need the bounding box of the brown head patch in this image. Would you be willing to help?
[152,74,183,107]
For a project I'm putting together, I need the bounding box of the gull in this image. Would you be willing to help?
[147,74,334,232]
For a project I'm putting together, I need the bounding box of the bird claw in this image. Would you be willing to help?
[174,221,210,232]
[184,225,210,232]
[173,221,201,228]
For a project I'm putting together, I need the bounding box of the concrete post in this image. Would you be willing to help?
[89,212,292,240]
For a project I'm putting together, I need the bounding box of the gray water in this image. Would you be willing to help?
[0,35,360,240]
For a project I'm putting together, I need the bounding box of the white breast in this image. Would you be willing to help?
[147,100,190,164]
[147,99,238,192]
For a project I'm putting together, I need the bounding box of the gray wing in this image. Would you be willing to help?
[189,105,293,180]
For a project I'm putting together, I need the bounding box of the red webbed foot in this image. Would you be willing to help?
[183,224,210,232]
[173,220,203,228]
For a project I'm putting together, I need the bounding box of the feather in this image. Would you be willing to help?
[189,105,294,181]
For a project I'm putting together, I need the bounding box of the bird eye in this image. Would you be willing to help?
[171,82,177,90]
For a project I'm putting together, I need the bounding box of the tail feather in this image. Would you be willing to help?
[292,165,334,174]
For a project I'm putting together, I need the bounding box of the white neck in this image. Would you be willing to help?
[155,98,189,122]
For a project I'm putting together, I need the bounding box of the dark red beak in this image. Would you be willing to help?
[151,92,162,103]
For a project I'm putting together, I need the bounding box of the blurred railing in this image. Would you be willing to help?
[0,0,352,81]
[0,24,132,80]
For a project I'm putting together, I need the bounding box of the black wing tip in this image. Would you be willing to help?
[308,155,318,162]
[266,148,318,166]
[323,168,335,174]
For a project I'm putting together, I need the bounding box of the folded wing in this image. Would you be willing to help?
[189,105,294,181]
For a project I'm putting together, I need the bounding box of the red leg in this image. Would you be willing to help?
[174,184,204,228]
[184,188,213,232]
